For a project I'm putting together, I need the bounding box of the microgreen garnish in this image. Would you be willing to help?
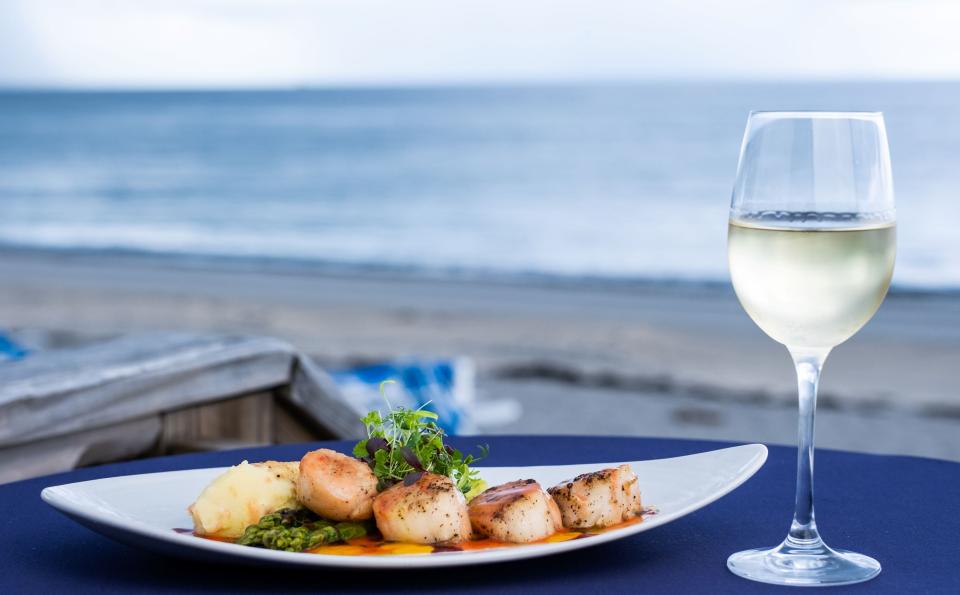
[352,384,487,496]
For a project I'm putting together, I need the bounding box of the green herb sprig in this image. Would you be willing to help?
[352,385,487,496]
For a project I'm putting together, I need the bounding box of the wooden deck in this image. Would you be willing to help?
[0,333,363,483]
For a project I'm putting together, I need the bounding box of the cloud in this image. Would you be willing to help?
[1,0,959,88]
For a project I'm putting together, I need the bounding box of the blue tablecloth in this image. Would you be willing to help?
[1,436,957,594]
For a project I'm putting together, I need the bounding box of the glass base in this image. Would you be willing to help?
[727,538,881,587]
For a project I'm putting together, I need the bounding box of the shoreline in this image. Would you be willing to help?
[2,248,958,460]
[0,244,957,298]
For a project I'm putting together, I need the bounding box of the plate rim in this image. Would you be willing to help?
[41,443,768,568]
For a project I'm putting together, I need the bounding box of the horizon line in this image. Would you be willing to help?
[1,76,959,93]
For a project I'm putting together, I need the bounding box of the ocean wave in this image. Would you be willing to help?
[1,85,959,290]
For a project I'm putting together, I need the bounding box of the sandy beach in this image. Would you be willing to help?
[2,249,958,460]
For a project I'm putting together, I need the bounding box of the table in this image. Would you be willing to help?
[2,436,957,594]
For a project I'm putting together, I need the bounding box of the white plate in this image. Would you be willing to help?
[41,444,767,568]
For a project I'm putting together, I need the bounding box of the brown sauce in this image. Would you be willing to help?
[316,515,645,556]
[182,510,652,556]
[182,513,649,556]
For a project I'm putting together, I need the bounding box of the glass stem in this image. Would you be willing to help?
[786,348,830,548]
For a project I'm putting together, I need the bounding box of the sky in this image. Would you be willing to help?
[1,0,959,88]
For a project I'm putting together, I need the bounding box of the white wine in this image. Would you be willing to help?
[728,219,896,350]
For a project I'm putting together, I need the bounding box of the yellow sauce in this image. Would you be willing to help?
[309,514,644,556]
[187,510,650,557]
[310,539,434,556]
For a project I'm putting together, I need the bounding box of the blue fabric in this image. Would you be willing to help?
[330,360,467,433]
[1,436,957,594]
[0,333,28,361]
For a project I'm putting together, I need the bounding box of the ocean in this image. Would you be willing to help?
[1,82,958,289]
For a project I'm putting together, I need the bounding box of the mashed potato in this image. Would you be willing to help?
[188,460,299,538]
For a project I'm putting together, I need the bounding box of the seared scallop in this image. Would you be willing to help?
[372,472,471,544]
[547,464,642,528]
[468,479,562,543]
[297,448,378,521]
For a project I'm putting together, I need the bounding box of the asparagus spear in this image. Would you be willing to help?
[236,508,369,552]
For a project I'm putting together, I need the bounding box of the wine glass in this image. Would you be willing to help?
[726,112,896,586]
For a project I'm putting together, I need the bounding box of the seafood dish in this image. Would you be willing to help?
[187,405,650,555]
